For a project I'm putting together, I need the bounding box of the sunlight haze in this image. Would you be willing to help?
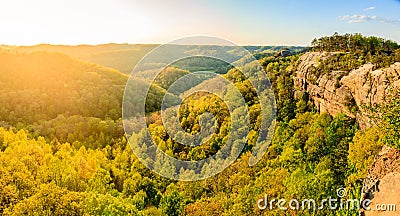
[1,0,400,45]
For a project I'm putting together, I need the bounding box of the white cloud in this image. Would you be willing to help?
[363,6,375,11]
[339,14,400,25]
[379,17,400,24]
[339,6,400,25]
[339,14,377,23]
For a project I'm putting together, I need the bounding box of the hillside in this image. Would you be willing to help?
[0,51,127,123]
[0,34,399,215]
[0,51,180,149]
[1,44,305,74]
[1,44,158,74]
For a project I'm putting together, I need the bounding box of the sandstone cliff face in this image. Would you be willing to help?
[361,146,400,216]
[293,52,400,215]
[294,52,400,129]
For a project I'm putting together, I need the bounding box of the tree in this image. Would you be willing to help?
[368,88,400,149]
[347,127,382,185]
[160,184,185,216]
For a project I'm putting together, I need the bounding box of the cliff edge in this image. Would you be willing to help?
[293,52,400,215]
[294,52,400,129]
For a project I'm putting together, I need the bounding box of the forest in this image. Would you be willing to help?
[0,33,399,215]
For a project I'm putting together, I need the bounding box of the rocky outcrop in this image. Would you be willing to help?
[294,52,400,129]
[294,52,354,117]
[360,146,400,215]
[294,52,400,215]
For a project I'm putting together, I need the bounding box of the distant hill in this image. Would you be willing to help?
[0,43,305,128]
[0,51,128,123]
[0,44,305,74]
[0,51,177,125]
[1,44,158,74]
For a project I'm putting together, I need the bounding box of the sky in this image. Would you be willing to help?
[0,0,399,46]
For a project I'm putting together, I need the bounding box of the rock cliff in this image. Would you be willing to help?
[293,52,400,215]
[360,146,400,216]
[294,52,400,129]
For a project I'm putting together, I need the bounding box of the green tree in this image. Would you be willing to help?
[160,184,185,216]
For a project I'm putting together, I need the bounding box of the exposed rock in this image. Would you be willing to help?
[360,146,400,216]
[277,50,292,57]
[294,52,400,130]
[293,52,400,216]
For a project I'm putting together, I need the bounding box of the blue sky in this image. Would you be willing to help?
[0,0,399,45]
[209,0,400,45]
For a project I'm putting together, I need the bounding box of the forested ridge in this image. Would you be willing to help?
[0,34,399,215]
